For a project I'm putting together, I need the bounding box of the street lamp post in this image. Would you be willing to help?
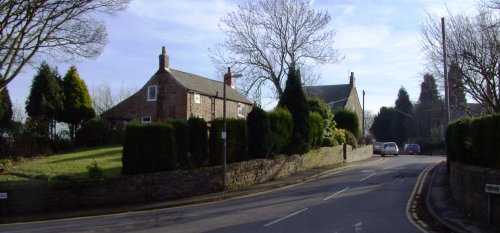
[222,67,242,191]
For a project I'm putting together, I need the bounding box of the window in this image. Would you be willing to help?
[148,85,157,101]
[141,117,151,124]
[194,93,201,104]
[238,103,245,117]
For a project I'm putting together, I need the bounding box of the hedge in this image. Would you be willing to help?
[188,117,208,168]
[209,118,248,166]
[268,108,293,154]
[247,106,272,158]
[122,122,177,175]
[309,112,324,147]
[446,114,500,169]
[170,119,189,169]
[75,119,109,147]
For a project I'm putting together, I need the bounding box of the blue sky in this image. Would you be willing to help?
[8,0,479,117]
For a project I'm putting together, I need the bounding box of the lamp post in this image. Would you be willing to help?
[222,67,242,191]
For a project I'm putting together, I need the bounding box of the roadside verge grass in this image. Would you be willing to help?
[0,146,122,183]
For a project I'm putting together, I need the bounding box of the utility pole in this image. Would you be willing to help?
[362,90,365,137]
[442,17,450,126]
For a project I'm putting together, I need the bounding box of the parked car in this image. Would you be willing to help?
[381,142,399,157]
[405,144,421,155]
[373,142,384,154]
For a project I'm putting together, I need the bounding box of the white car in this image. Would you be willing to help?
[381,142,399,157]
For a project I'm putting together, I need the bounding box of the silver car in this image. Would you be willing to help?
[381,142,399,157]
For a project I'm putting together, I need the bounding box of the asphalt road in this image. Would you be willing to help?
[0,155,445,233]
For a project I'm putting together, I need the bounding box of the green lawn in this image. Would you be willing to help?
[0,146,122,183]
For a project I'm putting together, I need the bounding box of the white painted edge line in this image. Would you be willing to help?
[360,172,376,182]
[264,208,309,227]
[323,187,351,201]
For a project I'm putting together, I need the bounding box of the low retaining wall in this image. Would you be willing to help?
[450,162,500,227]
[0,145,372,216]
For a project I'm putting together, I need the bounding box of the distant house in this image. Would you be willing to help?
[102,47,253,130]
[303,72,363,126]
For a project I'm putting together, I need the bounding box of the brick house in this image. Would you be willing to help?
[102,47,253,129]
[303,72,363,126]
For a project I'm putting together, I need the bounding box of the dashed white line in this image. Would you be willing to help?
[323,187,351,201]
[264,208,309,227]
[360,172,376,181]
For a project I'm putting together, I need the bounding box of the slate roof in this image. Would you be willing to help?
[304,84,352,109]
[170,69,252,104]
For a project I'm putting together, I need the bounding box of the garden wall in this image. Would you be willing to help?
[450,162,500,227]
[0,145,372,217]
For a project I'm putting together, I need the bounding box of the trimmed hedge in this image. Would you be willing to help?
[334,109,361,139]
[75,119,109,147]
[209,118,248,166]
[309,112,324,147]
[170,119,189,169]
[269,108,293,154]
[188,117,208,168]
[122,122,177,175]
[446,114,500,169]
[247,106,272,158]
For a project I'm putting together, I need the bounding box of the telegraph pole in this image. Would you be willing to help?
[442,17,450,126]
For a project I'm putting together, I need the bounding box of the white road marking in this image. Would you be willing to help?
[354,222,363,232]
[323,187,351,201]
[392,178,403,185]
[360,172,376,181]
[382,166,393,170]
[263,208,309,227]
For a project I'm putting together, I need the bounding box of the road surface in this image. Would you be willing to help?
[0,155,444,233]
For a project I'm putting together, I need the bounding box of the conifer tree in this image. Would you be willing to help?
[0,88,13,128]
[26,62,63,139]
[278,63,311,154]
[392,87,413,146]
[61,66,95,141]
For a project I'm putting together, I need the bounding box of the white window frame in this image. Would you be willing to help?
[237,103,245,117]
[141,117,152,124]
[147,85,157,101]
[194,93,201,104]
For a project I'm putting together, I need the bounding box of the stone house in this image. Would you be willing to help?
[102,47,253,130]
[303,72,363,127]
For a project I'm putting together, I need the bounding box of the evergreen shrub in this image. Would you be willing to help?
[209,118,248,166]
[247,106,272,158]
[268,108,293,154]
[309,112,324,147]
[75,119,109,147]
[170,119,189,169]
[122,122,177,175]
[188,117,208,168]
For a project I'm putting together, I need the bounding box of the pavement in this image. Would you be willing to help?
[2,155,500,233]
[426,161,500,233]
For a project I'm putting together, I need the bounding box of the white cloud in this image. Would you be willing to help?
[335,24,392,49]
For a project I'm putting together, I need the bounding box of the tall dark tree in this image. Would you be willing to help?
[371,107,395,142]
[414,74,443,138]
[247,106,272,158]
[392,87,413,146]
[25,62,63,139]
[0,88,13,129]
[60,66,95,142]
[278,63,311,154]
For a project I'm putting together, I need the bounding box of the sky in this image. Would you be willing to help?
[7,0,480,118]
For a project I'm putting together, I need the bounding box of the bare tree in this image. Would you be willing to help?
[0,0,131,91]
[91,81,135,116]
[209,0,343,100]
[421,5,500,113]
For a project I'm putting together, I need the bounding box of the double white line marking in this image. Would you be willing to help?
[264,208,309,227]
[323,187,351,201]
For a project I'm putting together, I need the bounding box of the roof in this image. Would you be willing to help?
[303,84,352,109]
[170,69,252,104]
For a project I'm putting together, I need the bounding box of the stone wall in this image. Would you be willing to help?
[450,162,500,227]
[0,145,372,217]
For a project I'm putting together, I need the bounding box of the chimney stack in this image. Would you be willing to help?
[159,46,169,70]
[224,70,236,89]
[349,72,355,86]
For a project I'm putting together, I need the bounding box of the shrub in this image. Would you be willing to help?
[247,106,272,158]
[334,109,361,139]
[309,112,324,147]
[188,117,208,168]
[344,130,358,148]
[269,108,293,154]
[322,137,338,147]
[86,160,105,179]
[446,117,472,163]
[75,119,109,147]
[333,128,346,145]
[122,122,177,175]
[209,118,248,166]
[170,119,189,169]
